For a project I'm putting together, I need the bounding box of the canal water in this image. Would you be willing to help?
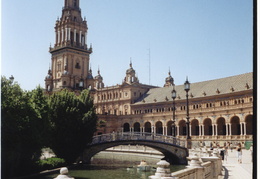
[38,151,186,179]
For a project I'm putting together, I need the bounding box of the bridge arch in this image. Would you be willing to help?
[82,133,188,165]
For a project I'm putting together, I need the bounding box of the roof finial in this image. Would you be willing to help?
[168,67,171,76]
[98,66,100,75]
[130,58,132,68]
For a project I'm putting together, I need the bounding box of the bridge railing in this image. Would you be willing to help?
[91,132,183,146]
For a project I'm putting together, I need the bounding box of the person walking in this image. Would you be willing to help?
[220,147,225,161]
[236,143,242,163]
[224,146,228,163]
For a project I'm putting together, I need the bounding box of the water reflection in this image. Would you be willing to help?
[39,151,185,179]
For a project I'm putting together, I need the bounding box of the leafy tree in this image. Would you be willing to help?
[48,89,97,164]
[1,77,48,178]
[29,86,51,147]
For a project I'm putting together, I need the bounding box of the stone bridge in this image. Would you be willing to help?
[82,132,189,165]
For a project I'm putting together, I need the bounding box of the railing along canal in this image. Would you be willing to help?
[91,132,183,146]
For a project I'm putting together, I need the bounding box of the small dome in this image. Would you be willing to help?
[94,75,103,80]
[165,71,173,83]
[126,62,135,74]
[46,74,52,79]
[94,69,103,80]
[87,73,93,79]
[87,68,93,79]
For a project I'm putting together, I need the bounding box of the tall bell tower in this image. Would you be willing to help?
[45,0,93,92]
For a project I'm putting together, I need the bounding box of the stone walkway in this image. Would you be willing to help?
[218,149,253,179]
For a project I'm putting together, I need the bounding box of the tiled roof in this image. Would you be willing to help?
[134,72,253,105]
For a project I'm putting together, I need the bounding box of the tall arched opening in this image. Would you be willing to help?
[123,123,130,132]
[203,118,212,135]
[231,116,240,135]
[155,121,163,135]
[217,117,226,135]
[134,122,141,132]
[144,122,152,133]
[191,119,199,136]
[178,120,186,136]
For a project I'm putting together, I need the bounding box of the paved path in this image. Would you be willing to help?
[218,149,253,179]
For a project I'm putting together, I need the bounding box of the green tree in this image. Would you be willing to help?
[1,77,48,178]
[48,89,97,164]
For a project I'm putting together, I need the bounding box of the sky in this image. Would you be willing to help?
[1,0,253,91]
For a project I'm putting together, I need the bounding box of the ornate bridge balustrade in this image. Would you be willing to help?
[82,132,188,165]
[91,132,184,146]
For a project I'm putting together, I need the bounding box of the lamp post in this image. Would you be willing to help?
[184,77,191,149]
[171,88,176,138]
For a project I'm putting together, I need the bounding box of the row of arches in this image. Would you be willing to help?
[122,115,253,136]
[133,96,253,115]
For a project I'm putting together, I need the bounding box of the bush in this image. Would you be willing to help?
[36,158,66,171]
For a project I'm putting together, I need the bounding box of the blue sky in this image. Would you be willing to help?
[2,0,253,90]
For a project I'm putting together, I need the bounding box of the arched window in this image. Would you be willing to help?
[123,123,130,132]
[133,122,140,132]
[144,122,151,133]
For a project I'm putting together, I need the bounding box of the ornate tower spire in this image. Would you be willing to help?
[46,0,93,92]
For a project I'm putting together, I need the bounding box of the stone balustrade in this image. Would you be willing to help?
[149,148,222,179]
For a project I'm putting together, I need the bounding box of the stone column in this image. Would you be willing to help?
[202,125,205,136]
[199,125,201,136]
[65,28,68,41]
[212,124,215,136]
[85,32,87,44]
[79,31,82,44]
[215,124,218,136]
[68,28,71,41]
[240,122,243,135]
[244,122,247,135]
[58,30,61,44]
[177,126,179,136]
[61,29,64,42]
[226,124,229,136]
[229,124,232,136]
[74,29,77,42]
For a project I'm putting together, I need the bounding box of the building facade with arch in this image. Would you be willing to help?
[95,70,253,147]
[45,0,253,147]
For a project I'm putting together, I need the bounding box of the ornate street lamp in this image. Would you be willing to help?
[184,77,191,149]
[171,88,177,138]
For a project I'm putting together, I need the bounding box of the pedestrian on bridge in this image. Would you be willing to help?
[236,143,242,163]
